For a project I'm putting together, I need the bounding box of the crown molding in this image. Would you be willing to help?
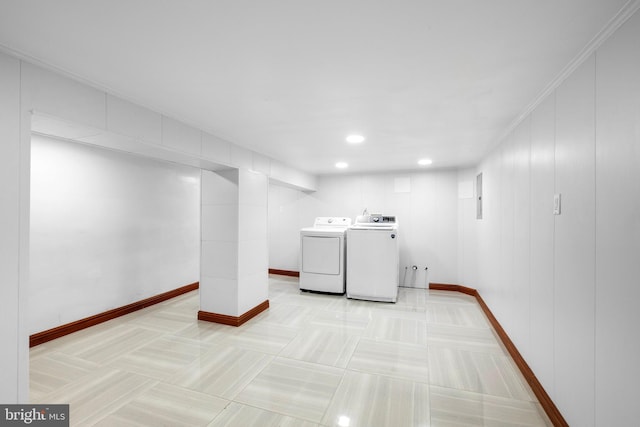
[497,0,640,145]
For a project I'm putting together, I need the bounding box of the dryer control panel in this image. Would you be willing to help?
[314,217,352,227]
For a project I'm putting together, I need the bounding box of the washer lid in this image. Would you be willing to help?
[349,224,397,230]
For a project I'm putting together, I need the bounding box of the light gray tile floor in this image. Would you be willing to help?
[30,275,552,426]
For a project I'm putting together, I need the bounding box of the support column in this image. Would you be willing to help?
[198,168,269,326]
[0,53,27,402]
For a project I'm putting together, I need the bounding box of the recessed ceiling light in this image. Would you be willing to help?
[335,162,349,169]
[346,134,365,143]
[418,158,433,166]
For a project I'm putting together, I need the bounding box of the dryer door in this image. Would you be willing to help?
[302,236,341,274]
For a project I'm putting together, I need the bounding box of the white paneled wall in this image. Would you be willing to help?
[201,132,231,165]
[21,62,106,129]
[475,150,501,308]
[231,145,253,170]
[593,12,640,426]
[30,135,201,334]
[528,94,556,395]
[554,54,596,427]
[498,133,515,331]
[270,160,319,193]
[268,170,460,286]
[161,116,201,155]
[512,117,531,357]
[464,10,640,425]
[456,169,477,287]
[0,52,24,403]
[106,95,162,144]
[268,184,305,272]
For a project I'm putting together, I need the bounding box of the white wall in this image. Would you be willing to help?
[463,10,640,426]
[0,50,26,404]
[268,169,461,286]
[29,134,200,334]
[593,11,640,425]
[554,54,596,427]
[456,168,478,287]
[268,183,306,272]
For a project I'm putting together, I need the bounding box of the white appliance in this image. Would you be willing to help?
[300,217,352,294]
[346,214,399,302]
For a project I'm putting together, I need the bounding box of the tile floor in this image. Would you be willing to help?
[30,275,552,426]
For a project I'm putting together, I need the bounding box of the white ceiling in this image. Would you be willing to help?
[0,0,631,174]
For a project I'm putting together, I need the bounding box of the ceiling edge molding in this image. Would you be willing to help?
[495,0,640,146]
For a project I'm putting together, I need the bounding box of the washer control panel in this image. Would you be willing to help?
[369,214,396,224]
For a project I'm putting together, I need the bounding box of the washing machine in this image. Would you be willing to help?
[299,217,352,294]
[346,214,399,302]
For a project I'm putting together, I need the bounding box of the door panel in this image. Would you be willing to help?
[302,236,340,274]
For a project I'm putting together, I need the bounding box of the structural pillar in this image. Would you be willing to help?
[198,168,269,326]
[0,52,29,403]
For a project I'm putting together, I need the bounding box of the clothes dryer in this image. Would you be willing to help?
[299,217,351,293]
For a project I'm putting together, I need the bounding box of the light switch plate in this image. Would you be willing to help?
[553,193,561,215]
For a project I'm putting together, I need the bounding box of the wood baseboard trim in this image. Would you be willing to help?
[198,300,269,327]
[429,282,476,296]
[429,283,568,427]
[268,268,300,277]
[29,282,200,348]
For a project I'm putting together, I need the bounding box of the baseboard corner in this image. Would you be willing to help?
[198,299,269,327]
[268,268,300,277]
